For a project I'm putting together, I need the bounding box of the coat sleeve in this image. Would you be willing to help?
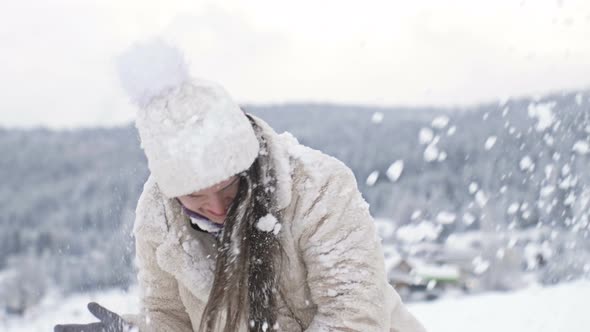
[296,167,426,332]
[121,177,194,332]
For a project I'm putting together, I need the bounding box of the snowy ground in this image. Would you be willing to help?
[412,280,590,332]
[2,280,588,332]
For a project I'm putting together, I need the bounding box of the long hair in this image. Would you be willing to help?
[199,116,282,332]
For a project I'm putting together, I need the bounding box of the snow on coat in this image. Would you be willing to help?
[121,115,426,332]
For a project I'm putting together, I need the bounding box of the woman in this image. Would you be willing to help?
[55,41,426,332]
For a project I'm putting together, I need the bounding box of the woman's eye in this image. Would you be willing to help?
[186,195,204,202]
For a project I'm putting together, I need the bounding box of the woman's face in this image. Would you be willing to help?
[177,175,240,224]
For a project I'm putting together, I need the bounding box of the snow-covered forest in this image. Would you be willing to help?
[1,90,590,330]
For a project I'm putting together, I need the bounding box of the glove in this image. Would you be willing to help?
[54,302,136,332]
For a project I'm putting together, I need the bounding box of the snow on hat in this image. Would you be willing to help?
[116,39,260,198]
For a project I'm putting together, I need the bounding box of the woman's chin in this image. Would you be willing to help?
[209,216,226,225]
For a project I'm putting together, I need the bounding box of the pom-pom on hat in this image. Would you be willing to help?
[116,39,259,198]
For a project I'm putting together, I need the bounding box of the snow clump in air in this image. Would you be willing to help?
[436,211,457,225]
[396,221,442,243]
[462,212,475,225]
[374,218,396,239]
[256,214,281,235]
[502,106,510,117]
[424,144,440,162]
[484,136,497,150]
[572,141,590,155]
[411,210,422,220]
[386,160,404,182]
[527,102,556,132]
[366,171,379,186]
[469,182,479,194]
[447,125,457,136]
[507,203,520,215]
[371,112,384,124]
[431,115,450,129]
[519,156,535,172]
[540,186,555,197]
[472,256,491,275]
[419,127,434,145]
[475,190,488,207]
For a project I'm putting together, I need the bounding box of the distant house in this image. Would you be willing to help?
[388,256,462,301]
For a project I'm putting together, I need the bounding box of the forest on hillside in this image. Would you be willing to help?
[1,90,589,313]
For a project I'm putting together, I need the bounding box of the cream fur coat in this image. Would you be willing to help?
[122,115,426,332]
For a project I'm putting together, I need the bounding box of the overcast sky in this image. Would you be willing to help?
[2,0,590,128]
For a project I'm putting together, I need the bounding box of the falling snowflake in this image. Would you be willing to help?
[564,193,577,206]
[371,112,384,124]
[366,171,379,186]
[431,115,450,129]
[527,102,556,131]
[572,141,590,155]
[447,126,457,136]
[519,156,535,172]
[436,211,457,224]
[386,160,404,182]
[501,106,510,117]
[544,165,554,179]
[411,210,422,220]
[507,203,520,215]
[469,182,479,194]
[462,212,476,225]
[424,144,439,162]
[419,127,434,145]
[472,256,490,275]
[484,136,497,150]
[396,221,442,243]
[540,186,555,197]
[475,190,488,207]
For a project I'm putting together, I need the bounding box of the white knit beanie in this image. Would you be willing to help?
[116,39,259,198]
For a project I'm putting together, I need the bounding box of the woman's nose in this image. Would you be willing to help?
[207,194,229,216]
